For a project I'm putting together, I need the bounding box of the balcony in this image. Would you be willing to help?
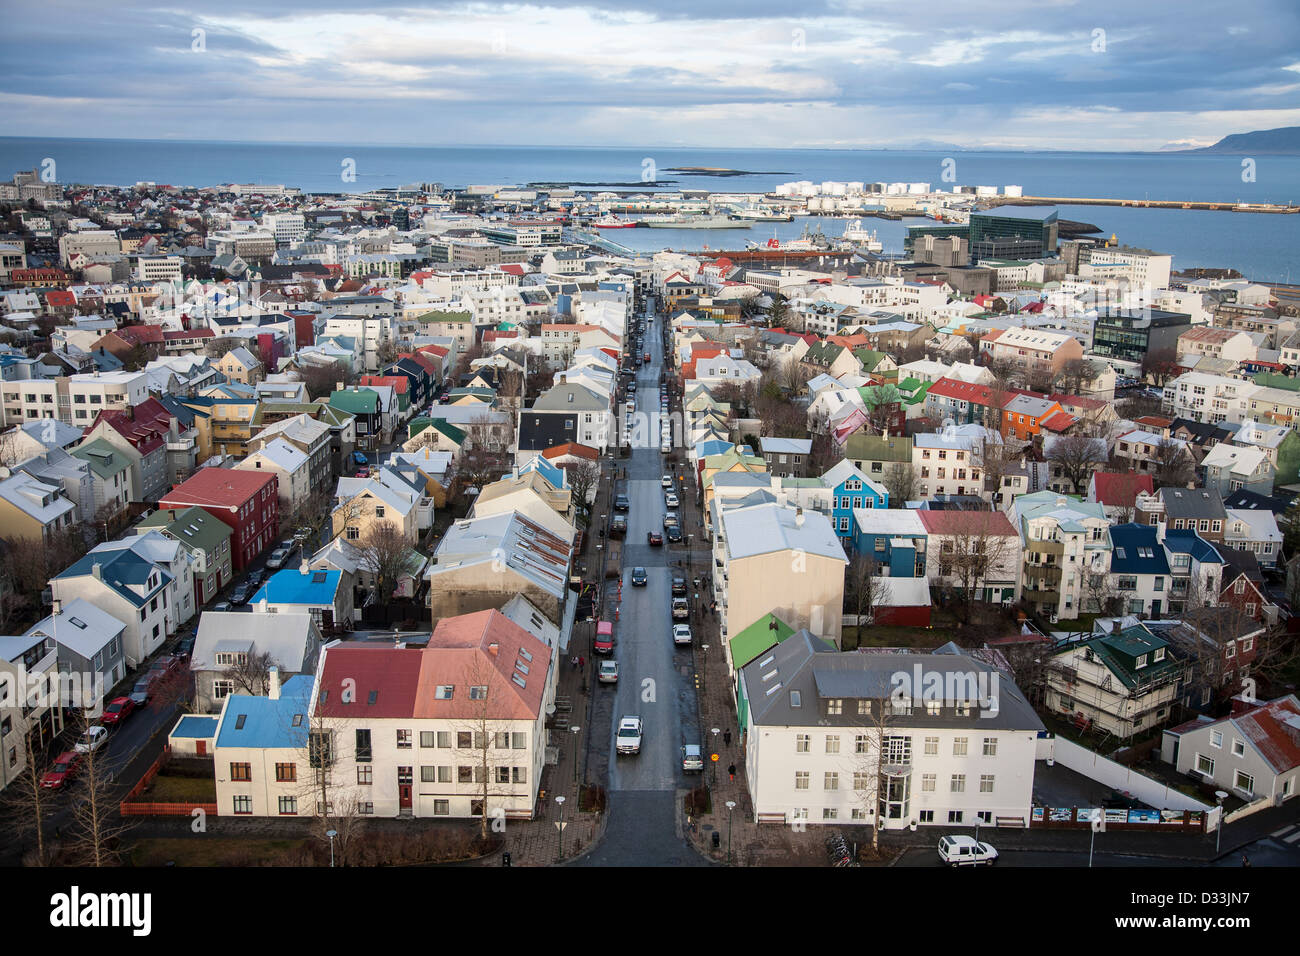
[1023,585,1058,602]
[1022,564,1063,586]
[1027,540,1065,558]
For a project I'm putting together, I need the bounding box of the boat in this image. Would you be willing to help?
[732,205,794,222]
[840,219,883,252]
[745,224,830,251]
[642,215,751,229]
[592,215,638,229]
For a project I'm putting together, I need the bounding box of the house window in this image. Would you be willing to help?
[825,735,840,754]
[921,773,936,792]
[275,763,296,782]
[983,737,997,756]
[1231,739,1246,757]
[397,729,412,748]
[278,796,298,815]
[950,774,966,793]
[1210,731,1223,748]
[1196,754,1215,776]
[230,762,251,781]
[794,771,809,790]
[980,775,995,793]
[1234,770,1254,794]
[826,699,842,715]
[356,729,372,762]
[824,772,839,791]
[924,736,939,756]
[953,737,968,756]
[232,795,252,815]
[357,765,373,785]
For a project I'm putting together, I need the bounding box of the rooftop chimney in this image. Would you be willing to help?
[268,665,281,700]
[300,558,309,575]
[91,562,102,581]
[794,507,805,528]
[487,642,499,657]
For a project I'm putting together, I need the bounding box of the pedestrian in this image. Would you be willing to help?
[724,729,731,747]
[571,655,578,670]
[579,655,585,670]
[728,763,736,783]
[1241,853,1251,867]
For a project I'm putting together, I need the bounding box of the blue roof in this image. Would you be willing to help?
[518,455,566,490]
[1162,528,1223,563]
[56,550,170,608]
[695,439,734,458]
[171,715,219,739]
[215,675,314,750]
[252,568,343,606]
[1109,523,1170,575]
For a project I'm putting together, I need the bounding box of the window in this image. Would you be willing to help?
[512,732,527,749]
[826,699,842,715]
[230,762,251,782]
[421,766,437,783]
[275,763,296,782]
[397,729,412,749]
[420,731,436,748]
[919,810,935,823]
[1196,754,1215,776]
[825,735,840,754]
[1231,739,1246,757]
[433,799,450,816]
[1234,770,1254,794]
[824,772,839,791]
[1210,731,1223,748]
[232,795,252,815]
[953,737,968,756]
[355,729,372,762]
[357,765,373,785]
[980,774,995,793]
[924,736,939,756]
[278,796,298,815]
[982,737,997,757]
[794,771,809,790]
[948,810,964,823]
[457,731,472,749]
[795,734,810,753]
[921,773,936,792]
[855,734,869,754]
[950,774,966,793]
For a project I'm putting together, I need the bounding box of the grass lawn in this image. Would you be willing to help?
[139,773,217,803]
[130,838,309,867]
[841,625,947,650]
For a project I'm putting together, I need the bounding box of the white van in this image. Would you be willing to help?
[937,834,998,866]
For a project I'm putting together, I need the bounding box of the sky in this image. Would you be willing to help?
[2,0,1299,150]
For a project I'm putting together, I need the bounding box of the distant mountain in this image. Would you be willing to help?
[1186,127,1300,155]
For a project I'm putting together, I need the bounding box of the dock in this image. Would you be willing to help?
[983,197,1298,214]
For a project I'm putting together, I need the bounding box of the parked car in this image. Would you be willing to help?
[616,716,643,755]
[100,697,135,726]
[40,751,82,790]
[672,572,687,595]
[594,620,614,654]
[598,660,619,684]
[613,493,631,511]
[230,582,254,605]
[681,743,704,772]
[265,546,292,570]
[665,525,683,543]
[350,450,370,468]
[664,492,679,508]
[938,835,998,866]
[631,567,648,587]
[211,601,231,613]
[74,725,109,754]
[129,678,152,707]
[173,634,196,658]
[663,512,679,529]
[661,474,674,488]
[610,515,628,538]
[672,624,692,646]
[647,531,663,546]
[672,597,690,620]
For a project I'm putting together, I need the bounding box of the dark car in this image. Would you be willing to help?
[610,515,628,538]
[647,531,663,546]
[100,696,136,726]
[613,494,630,511]
[174,634,196,658]
[129,678,152,707]
[631,567,648,587]
[672,572,687,596]
[230,582,254,605]
[665,524,683,543]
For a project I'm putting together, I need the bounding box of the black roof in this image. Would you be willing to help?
[516,412,578,451]
[1223,488,1296,515]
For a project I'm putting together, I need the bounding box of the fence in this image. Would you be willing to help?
[119,747,219,818]
[1030,806,1207,832]
[1050,737,1213,813]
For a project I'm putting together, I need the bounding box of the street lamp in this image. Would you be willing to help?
[555,795,566,861]
[725,800,736,864]
[571,725,581,784]
[326,829,337,868]
[711,728,720,786]
[1215,790,1228,855]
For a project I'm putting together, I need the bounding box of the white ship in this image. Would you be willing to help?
[642,214,751,229]
[840,219,884,252]
[731,205,794,222]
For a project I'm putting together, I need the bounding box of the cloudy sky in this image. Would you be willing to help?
[2,0,1299,150]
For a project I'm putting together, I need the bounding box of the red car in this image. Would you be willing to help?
[40,751,82,790]
[647,531,663,546]
[100,696,135,726]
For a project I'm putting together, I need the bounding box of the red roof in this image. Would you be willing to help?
[916,510,1017,536]
[116,324,165,346]
[498,263,527,277]
[88,397,174,455]
[1039,411,1078,433]
[161,467,276,508]
[358,374,408,394]
[1090,472,1155,508]
[399,352,440,376]
[542,442,599,462]
[925,377,993,404]
[164,328,214,341]
[44,290,76,307]
[418,344,449,358]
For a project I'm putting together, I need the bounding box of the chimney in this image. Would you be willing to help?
[91,562,102,581]
[795,507,805,528]
[268,665,281,700]
[487,642,499,657]
[257,598,268,613]
[300,558,309,575]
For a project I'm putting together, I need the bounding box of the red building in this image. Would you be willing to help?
[159,469,279,570]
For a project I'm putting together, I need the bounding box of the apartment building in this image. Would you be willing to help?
[1011,492,1112,621]
[1,370,148,428]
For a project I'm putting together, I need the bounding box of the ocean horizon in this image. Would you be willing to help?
[3,135,1298,281]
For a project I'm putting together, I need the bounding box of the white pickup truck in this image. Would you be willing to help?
[616,716,643,755]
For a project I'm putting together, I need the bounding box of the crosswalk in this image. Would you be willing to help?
[1269,823,1300,844]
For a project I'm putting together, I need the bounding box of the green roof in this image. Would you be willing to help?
[136,504,233,552]
[1254,371,1300,392]
[328,388,380,414]
[409,417,467,444]
[844,433,913,463]
[417,310,472,324]
[729,614,796,670]
[853,348,888,371]
[71,437,129,479]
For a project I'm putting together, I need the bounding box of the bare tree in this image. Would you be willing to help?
[565,458,601,518]
[934,511,1017,624]
[356,520,416,603]
[301,361,353,401]
[456,653,516,841]
[1055,357,1095,396]
[862,384,902,434]
[882,461,919,505]
[227,650,275,697]
[1141,348,1181,388]
[2,727,53,866]
[975,438,1019,510]
[844,552,893,627]
[299,710,367,866]
[1153,438,1195,489]
[1082,568,1131,618]
[1046,433,1105,495]
[66,709,128,866]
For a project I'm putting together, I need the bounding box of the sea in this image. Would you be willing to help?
[2,137,1298,281]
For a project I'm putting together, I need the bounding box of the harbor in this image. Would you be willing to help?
[984,196,1299,214]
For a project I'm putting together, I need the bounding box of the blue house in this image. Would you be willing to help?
[821,460,888,538]
[850,508,926,577]
[1109,522,1172,617]
[252,567,351,630]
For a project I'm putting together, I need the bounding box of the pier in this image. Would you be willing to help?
[983,196,1299,214]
